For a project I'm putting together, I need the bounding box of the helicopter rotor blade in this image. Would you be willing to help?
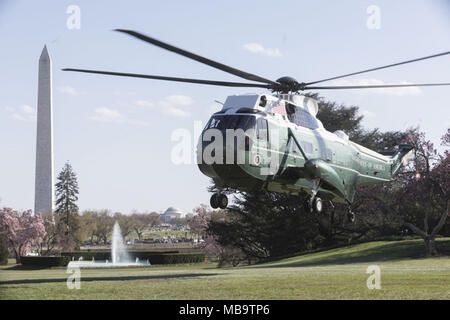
[303,82,450,90]
[62,68,271,88]
[114,29,277,86]
[306,51,450,85]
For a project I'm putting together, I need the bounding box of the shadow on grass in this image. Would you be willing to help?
[0,273,220,286]
[3,265,60,271]
[254,239,450,269]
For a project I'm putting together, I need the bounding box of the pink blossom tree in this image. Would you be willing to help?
[396,131,449,256]
[188,205,210,239]
[354,130,449,256]
[189,205,245,265]
[0,208,47,263]
[189,205,220,256]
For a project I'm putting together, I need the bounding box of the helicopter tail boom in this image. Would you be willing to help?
[390,144,414,176]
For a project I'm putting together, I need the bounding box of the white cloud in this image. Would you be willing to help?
[164,95,194,106]
[164,107,191,117]
[331,79,422,96]
[157,95,193,117]
[135,95,193,117]
[58,86,81,96]
[12,113,28,121]
[243,42,282,57]
[5,105,36,122]
[90,107,148,126]
[91,94,194,125]
[136,100,154,108]
[91,107,123,122]
[21,105,36,115]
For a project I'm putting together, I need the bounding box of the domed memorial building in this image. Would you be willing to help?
[160,207,183,223]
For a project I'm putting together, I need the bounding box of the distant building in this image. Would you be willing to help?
[160,207,183,223]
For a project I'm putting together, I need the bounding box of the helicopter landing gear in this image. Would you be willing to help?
[304,195,323,214]
[347,209,356,223]
[304,179,323,214]
[210,193,228,209]
[312,197,323,213]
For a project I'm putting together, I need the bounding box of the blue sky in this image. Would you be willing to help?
[0,0,449,215]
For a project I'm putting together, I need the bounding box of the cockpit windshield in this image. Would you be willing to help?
[206,115,256,131]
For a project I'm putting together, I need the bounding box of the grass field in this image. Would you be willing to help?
[1,238,449,300]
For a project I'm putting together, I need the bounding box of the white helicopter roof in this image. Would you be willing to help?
[222,94,260,110]
[222,93,319,115]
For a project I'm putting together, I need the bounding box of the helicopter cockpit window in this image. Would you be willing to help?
[287,106,319,130]
[285,103,296,122]
[206,115,256,131]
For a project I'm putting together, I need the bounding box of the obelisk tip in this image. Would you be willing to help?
[39,45,50,61]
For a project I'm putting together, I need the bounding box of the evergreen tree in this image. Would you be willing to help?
[55,162,80,249]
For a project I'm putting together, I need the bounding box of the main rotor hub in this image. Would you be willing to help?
[274,76,304,93]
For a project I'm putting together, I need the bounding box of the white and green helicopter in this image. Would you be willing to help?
[64,30,450,222]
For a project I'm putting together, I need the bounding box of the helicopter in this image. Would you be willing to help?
[63,29,450,222]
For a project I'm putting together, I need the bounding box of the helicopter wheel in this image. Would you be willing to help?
[211,193,228,209]
[347,210,356,223]
[210,193,219,209]
[312,197,323,214]
[218,194,228,209]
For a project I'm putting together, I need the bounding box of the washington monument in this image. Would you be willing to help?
[34,45,54,216]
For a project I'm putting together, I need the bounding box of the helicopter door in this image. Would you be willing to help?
[256,118,270,166]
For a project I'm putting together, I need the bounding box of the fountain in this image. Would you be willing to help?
[68,221,151,268]
[111,221,132,264]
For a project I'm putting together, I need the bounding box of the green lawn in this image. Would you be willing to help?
[1,239,449,300]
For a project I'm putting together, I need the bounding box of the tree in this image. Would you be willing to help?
[315,94,363,137]
[113,212,133,238]
[396,130,449,256]
[187,205,241,265]
[0,208,46,263]
[189,205,210,239]
[55,162,80,250]
[78,210,98,243]
[130,213,148,240]
[95,210,114,244]
[0,234,8,265]
[130,212,160,240]
[148,212,161,228]
[40,215,59,255]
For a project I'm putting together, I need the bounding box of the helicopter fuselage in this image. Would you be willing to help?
[198,93,412,204]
